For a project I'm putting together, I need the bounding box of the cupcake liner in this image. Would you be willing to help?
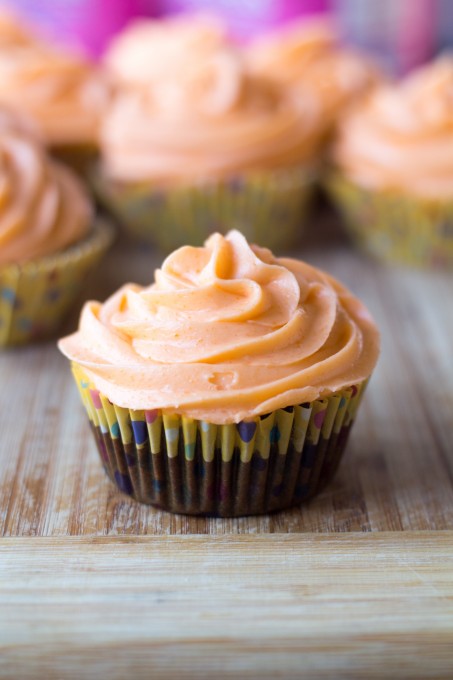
[91,165,315,252]
[327,173,453,269]
[72,364,367,517]
[0,220,114,347]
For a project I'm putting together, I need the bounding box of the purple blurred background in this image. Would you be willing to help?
[1,0,450,74]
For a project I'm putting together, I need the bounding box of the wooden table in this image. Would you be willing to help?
[1,201,453,679]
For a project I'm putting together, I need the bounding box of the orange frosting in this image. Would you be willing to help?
[0,102,40,140]
[334,57,453,199]
[245,19,380,125]
[0,42,109,146]
[0,9,36,46]
[101,77,320,184]
[101,14,322,184]
[59,231,379,424]
[104,14,228,91]
[0,130,92,265]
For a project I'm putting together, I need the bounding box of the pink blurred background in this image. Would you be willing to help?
[1,0,450,74]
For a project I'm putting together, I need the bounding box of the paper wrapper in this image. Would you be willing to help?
[91,165,315,253]
[0,220,114,347]
[72,364,367,517]
[327,174,453,269]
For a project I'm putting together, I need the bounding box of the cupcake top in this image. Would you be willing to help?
[59,231,379,423]
[333,56,453,199]
[104,13,228,91]
[0,101,40,140]
[245,19,380,127]
[0,42,109,147]
[0,9,35,47]
[101,75,320,185]
[0,127,92,266]
[101,16,322,185]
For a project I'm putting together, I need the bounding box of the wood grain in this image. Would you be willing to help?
[1,532,453,679]
[0,203,452,535]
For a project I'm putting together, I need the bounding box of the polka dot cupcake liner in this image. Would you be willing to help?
[0,220,114,347]
[73,364,368,517]
[91,165,315,254]
[327,174,453,270]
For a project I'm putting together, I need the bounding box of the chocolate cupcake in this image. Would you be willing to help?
[59,230,379,516]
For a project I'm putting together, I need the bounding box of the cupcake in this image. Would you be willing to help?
[97,15,324,251]
[0,119,113,346]
[328,57,453,269]
[245,19,381,141]
[104,13,228,91]
[0,36,109,173]
[0,9,36,47]
[58,230,380,517]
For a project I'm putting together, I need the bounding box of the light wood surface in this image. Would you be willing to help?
[1,203,452,535]
[1,533,453,679]
[1,202,452,678]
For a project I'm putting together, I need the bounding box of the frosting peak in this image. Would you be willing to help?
[246,19,380,125]
[0,129,92,265]
[101,14,322,184]
[104,14,228,91]
[0,43,109,146]
[334,56,453,199]
[59,231,379,423]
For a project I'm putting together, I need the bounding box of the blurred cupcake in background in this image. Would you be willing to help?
[97,14,325,252]
[0,7,36,46]
[0,12,110,174]
[245,19,382,144]
[104,13,229,91]
[328,56,453,269]
[0,107,113,346]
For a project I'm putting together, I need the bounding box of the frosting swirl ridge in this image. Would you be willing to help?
[0,43,109,146]
[104,14,228,91]
[245,19,380,124]
[101,14,321,184]
[0,130,92,265]
[59,231,379,423]
[334,56,453,198]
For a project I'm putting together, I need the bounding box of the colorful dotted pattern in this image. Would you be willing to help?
[0,221,113,347]
[328,174,453,270]
[92,165,314,254]
[73,364,366,467]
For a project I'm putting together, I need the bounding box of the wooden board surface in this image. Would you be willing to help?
[2,533,453,679]
[1,201,453,535]
[1,202,453,679]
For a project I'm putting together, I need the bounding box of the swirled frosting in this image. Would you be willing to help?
[333,56,453,199]
[0,42,109,146]
[245,19,380,126]
[0,102,40,140]
[0,9,35,46]
[0,130,92,265]
[104,14,228,91]
[101,77,320,184]
[59,231,379,423]
[101,14,322,184]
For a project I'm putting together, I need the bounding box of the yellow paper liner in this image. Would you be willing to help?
[0,220,114,347]
[72,363,368,517]
[327,173,453,269]
[91,165,315,253]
